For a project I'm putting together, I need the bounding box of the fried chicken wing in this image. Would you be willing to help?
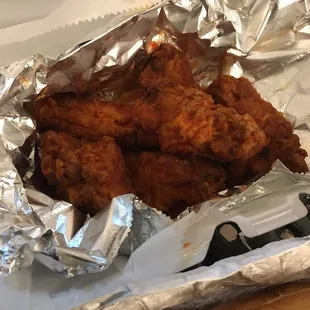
[159,105,267,162]
[207,75,308,177]
[40,131,133,215]
[34,94,137,147]
[139,43,196,89]
[125,151,226,218]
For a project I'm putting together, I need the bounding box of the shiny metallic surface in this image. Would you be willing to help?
[120,197,173,255]
[74,237,310,310]
[217,161,310,212]
[1,182,133,276]
[0,0,309,283]
[31,193,133,277]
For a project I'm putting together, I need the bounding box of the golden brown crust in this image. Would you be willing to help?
[207,76,291,140]
[136,81,214,134]
[139,43,196,89]
[40,131,133,215]
[34,95,137,147]
[136,78,267,162]
[125,151,226,218]
[207,75,308,182]
[35,49,308,218]
[159,105,267,162]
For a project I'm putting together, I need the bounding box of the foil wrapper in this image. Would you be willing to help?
[0,0,310,282]
[74,236,310,310]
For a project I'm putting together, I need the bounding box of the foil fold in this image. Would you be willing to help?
[31,192,134,276]
[74,237,310,310]
[1,173,134,277]
[119,197,173,256]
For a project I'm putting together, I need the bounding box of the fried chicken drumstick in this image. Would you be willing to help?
[207,75,308,182]
[40,131,133,215]
[125,151,226,218]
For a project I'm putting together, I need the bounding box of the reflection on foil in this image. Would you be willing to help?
[119,197,173,256]
[0,0,309,280]
[2,179,134,277]
[75,237,310,310]
[26,188,133,277]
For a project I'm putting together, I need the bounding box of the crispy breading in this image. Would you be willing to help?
[136,80,214,136]
[125,151,226,218]
[40,131,133,215]
[34,94,137,146]
[139,43,196,89]
[208,75,293,142]
[159,104,267,162]
[137,77,267,162]
[208,75,308,178]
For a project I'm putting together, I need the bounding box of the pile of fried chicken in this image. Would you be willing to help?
[33,44,308,218]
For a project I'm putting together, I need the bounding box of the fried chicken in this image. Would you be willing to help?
[207,75,308,180]
[40,131,133,215]
[34,94,137,147]
[125,151,226,218]
[159,105,267,162]
[136,78,267,162]
[208,76,293,142]
[136,80,215,138]
[139,43,196,89]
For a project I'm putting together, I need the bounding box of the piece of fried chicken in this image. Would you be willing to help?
[139,43,196,90]
[136,79,267,162]
[40,131,133,215]
[207,75,308,179]
[159,104,267,162]
[125,152,226,218]
[34,94,137,147]
[136,79,215,140]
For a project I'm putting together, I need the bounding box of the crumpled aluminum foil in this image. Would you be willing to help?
[119,198,173,256]
[0,0,310,282]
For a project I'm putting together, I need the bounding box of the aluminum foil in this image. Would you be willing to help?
[0,0,310,283]
[119,197,173,256]
[73,236,310,310]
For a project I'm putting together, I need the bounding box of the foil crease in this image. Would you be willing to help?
[73,237,310,310]
[1,177,134,276]
[0,0,309,281]
[28,189,133,277]
[119,197,173,256]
